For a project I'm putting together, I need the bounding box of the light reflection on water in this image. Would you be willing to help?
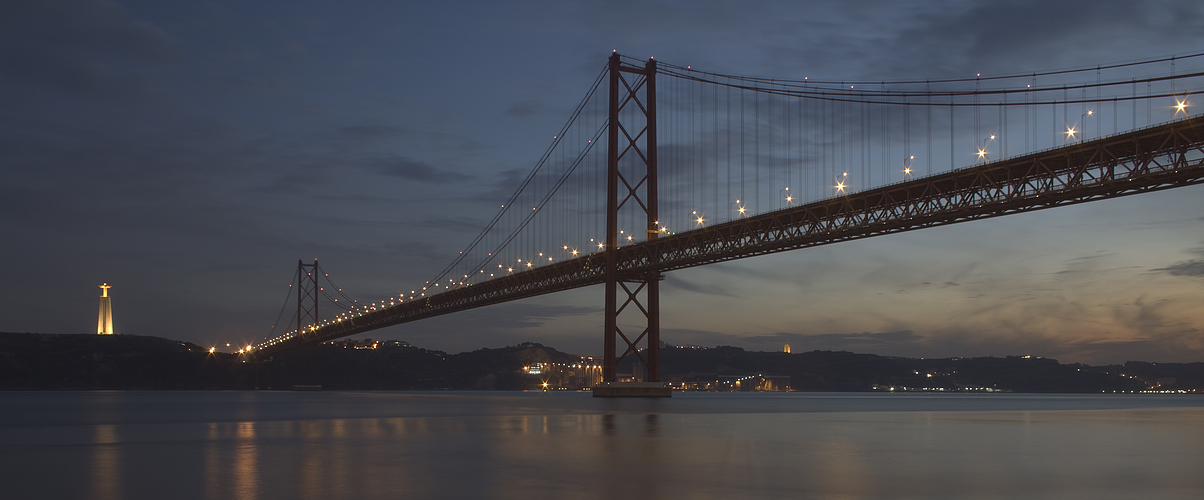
[1,391,1203,499]
[89,424,120,500]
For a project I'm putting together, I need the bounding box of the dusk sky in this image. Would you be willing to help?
[4,0,1204,364]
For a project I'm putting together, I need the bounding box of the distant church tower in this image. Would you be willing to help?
[97,283,114,335]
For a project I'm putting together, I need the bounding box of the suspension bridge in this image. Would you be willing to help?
[250,51,1204,390]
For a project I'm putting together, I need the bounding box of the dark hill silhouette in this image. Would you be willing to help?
[2,333,1198,392]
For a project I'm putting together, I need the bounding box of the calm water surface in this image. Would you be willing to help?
[2,391,1202,499]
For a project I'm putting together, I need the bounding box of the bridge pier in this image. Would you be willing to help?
[598,53,668,397]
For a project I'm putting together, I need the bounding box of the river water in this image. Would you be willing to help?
[1,391,1202,499]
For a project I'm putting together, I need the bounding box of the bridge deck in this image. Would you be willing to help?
[254,115,1204,357]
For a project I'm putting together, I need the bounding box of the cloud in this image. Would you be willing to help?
[1153,260,1204,277]
[780,330,920,350]
[337,125,402,143]
[1,0,187,95]
[878,0,1202,77]
[895,280,961,294]
[369,156,470,183]
[663,275,737,298]
[1111,296,1185,332]
[1152,243,1204,277]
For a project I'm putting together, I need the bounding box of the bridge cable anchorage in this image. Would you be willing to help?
[253,52,1202,360]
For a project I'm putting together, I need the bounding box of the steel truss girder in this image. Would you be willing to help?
[620,115,1204,274]
[254,116,1204,358]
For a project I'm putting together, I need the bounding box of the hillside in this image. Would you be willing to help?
[2,333,1201,393]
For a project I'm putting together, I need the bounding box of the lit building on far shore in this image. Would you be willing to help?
[97,283,113,335]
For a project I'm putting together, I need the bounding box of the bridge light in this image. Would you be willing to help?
[1176,99,1188,114]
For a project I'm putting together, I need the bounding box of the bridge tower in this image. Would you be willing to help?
[602,53,662,385]
[294,259,321,388]
[296,259,319,339]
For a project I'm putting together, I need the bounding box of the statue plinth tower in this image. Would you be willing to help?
[97,283,113,335]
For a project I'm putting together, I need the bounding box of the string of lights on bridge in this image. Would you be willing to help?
[249,51,1201,352]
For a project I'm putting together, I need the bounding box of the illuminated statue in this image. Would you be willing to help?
[97,283,113,335]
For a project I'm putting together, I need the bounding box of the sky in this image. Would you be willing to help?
[3,0,1204,364]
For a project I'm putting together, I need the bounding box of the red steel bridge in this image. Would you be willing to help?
[252,52,1204,385]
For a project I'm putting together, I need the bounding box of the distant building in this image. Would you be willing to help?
[97,283,113,335]
[380,340,412,348]
[326,339,372,349]
[523,357,603,389]
[783,343,790,353]
[716,374,792,392]
[323,338,412,349]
